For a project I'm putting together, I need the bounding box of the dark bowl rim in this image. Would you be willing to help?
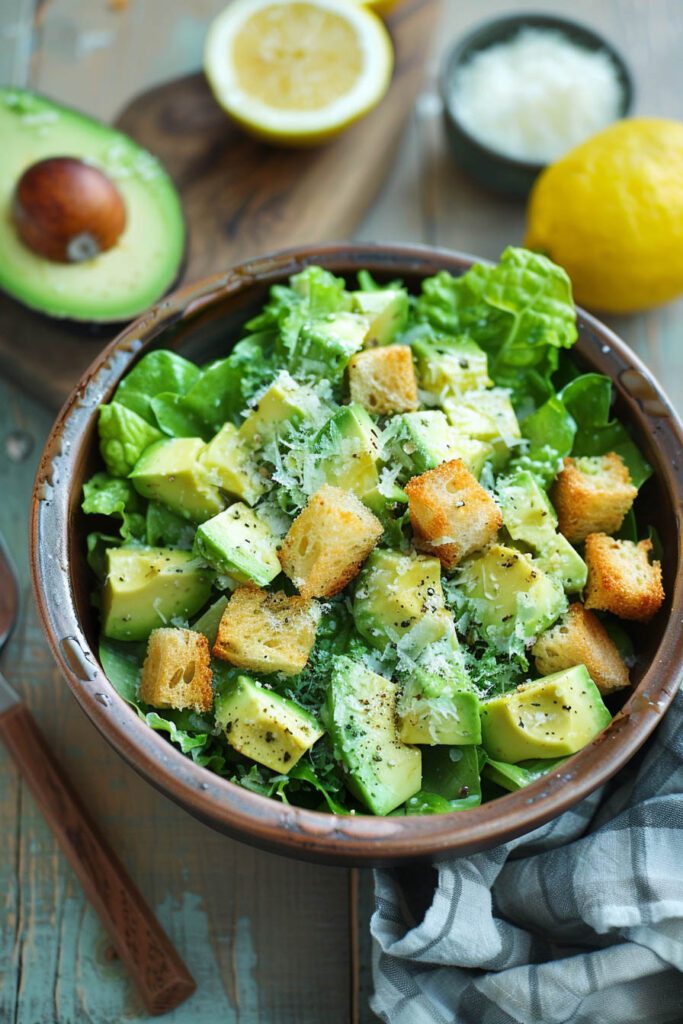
[439,11,635,174]
[30,241,683,866]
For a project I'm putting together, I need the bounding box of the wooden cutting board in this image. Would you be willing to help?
[0,0,439,410]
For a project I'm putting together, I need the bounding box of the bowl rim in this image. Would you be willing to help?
[439,11,635,174]
[30,241,683,865]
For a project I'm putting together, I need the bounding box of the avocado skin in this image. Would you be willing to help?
[0,88,185,321]
[102,546,213,641]
[326,656,421,816]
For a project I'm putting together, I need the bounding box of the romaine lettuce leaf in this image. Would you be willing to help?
[416,247,577,408]
[150,392,210,439]
[82,473,146,541]
[114,350,201,423]
[559,374,652,487]
[145,501,196,549]
[98,402,162,477]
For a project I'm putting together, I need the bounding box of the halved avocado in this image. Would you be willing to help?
[0,88,184,321]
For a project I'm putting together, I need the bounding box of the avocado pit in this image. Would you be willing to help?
[12,156,126,263]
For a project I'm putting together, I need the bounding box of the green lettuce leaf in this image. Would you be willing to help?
[483,756,567,792]
[82,473,146,541]
[114,350,201,423]
[559,374,652,487]
[416,247,578,408]
[150,392,210,439]
[98,402,162,477]
[145,501,196,549]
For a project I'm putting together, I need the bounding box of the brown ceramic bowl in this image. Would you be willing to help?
[31,243,683,866]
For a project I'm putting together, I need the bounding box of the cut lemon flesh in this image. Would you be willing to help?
[358,0,403,17]
[204,0,394,144]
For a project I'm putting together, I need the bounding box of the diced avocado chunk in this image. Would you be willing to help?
[130,437,225,523]
[98,402,163,478]
[382,410,492,482]
[102,546,213,641]
[397,666,481,746]
[350,289,409,346]
[444,389,520,469]
[536,534,587,593]
[289,313,367,380]
[194,503,280,586]
[353,549,454,655]
[215,675,323,773]
[459,543,566,647]
[413,336,492,398]
[408,744,482,812]
[480,666,612,762]
[312,404,380,499]
[201,422,267,506]
[497,470,558,549]
[483,756,567,792]
[192,595,229,646]
[238,371,322,447]
[327,657,421,815]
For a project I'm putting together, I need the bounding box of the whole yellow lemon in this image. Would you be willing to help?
[525,118,683,313]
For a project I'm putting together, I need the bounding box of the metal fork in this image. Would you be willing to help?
[0,535,196,1016]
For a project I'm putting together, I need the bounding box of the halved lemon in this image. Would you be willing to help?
[358,0,403,17]
[204,0,394,145]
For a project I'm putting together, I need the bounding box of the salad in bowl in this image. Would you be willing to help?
[82,247,664,818]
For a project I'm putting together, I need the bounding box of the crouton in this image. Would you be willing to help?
[404,459,502,569]
[279,484,383,598]
[213,587,320,675]
[584,533,664,621]
[140,627,213,713]
[348,345,418,415]
[533,603,630,694]
[552,453,637,543]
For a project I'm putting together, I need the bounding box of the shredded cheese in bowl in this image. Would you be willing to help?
[450,28,624,164]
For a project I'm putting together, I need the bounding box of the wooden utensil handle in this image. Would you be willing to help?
[0,701,196,1015]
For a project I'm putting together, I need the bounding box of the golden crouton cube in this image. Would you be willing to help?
[552,453,637,543]
[140,627,213,713]
[348,345,418,415]
[584,533,664,621]
[279,484,383,598]
[533,603,630,694]
[404,459,502,569]
[213,587,320,675]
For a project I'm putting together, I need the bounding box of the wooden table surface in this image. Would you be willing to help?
[1,2,682,1022]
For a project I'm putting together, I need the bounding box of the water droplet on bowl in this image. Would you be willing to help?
[618,368,669,417]
[94,692,112,707]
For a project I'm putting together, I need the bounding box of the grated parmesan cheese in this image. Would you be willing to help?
[451,28,623,163]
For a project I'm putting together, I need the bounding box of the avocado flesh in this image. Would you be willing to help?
[397,666,481,746]
[536,534,587,594]
[102,546,213,641]
[350,289,408,346]
[312,404,379,499]
[327,657,421,815]
[130,438,225,523]
[497,470,558,549]
[445,389,520,469]
[215,675,323,773]
[460,543,566,646]
[201,423,266,506]
[480,666,612,762]
[290,313,367,379]
[384,410,492,482]
[238,372,321,447]
[413,337,492,398]
[0,88,184,321]
[193,503,280,586]
[353,548,453,655]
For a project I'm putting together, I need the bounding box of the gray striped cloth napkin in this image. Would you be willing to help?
[371,688,683,1024]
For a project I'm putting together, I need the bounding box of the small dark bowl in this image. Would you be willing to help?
[440,13,634,197]
[31,243,683,866]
